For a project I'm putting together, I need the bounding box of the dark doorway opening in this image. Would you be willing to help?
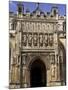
[30,59,46,87]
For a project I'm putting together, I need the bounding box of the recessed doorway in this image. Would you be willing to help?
[30,59,47,87]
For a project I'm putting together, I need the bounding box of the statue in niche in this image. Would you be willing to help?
[33,33,38,46]
[49,34,53,46]
[16,21,21,31]
[39,34,43,47]
[22,34,27,46]
[28,33,32,46]
[44,34,48,46]
[9,22,13,30]
[10,20,15,30]
[51,65,55,78]
[22,55,26,65]
[50,55,55,64]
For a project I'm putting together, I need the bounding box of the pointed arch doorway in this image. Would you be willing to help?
[30,59,47,87]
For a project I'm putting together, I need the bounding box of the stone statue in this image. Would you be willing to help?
[51,65,55,77]
[28,34,32,46]
[23,34,27,46]
[16,21,21,31]
[10,20,14,30]
[33,34,38,46]
[44,34,48,46]
[49,35,53,46]
[39,34,43,46]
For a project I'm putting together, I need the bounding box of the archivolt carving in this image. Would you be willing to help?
[26,53,52,70]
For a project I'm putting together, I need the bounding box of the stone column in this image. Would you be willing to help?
[49,53,56,86]
[56,54,60,81]
[14,65,20,88]
[54,36,61,85]
[51,30,61,86]
[12,55,20,89]
[54,48,61,85]
[49,54,61,86]
[21,54,28,88]
[59,53,65,85]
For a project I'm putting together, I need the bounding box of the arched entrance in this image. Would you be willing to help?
[30,59,46,87]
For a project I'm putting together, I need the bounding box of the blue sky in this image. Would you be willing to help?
[9,1,66,16]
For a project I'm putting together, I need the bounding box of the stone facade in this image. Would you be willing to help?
[9,2,66,88]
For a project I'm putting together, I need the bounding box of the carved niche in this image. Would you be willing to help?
[22,32,27,46]
[50,54,55,78]
[16,21,21,31]
[51,64,55,78]
[10,19,15,30]
[44,34,48,46]
[28,33,32,46]
[39,33,43,47]
[50,54,55,64]
[33,33,38,46]
[49,34,53,46]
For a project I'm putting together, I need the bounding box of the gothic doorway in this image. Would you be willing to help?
[30,59,46,87]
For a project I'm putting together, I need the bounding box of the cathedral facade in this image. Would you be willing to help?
[9,2,66,89]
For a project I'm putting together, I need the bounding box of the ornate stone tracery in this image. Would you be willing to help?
[22,32,54,48]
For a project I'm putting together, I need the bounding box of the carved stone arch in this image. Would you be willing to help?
[58,40,66,85]
[27,55,47,87]
[28,56,43,68]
